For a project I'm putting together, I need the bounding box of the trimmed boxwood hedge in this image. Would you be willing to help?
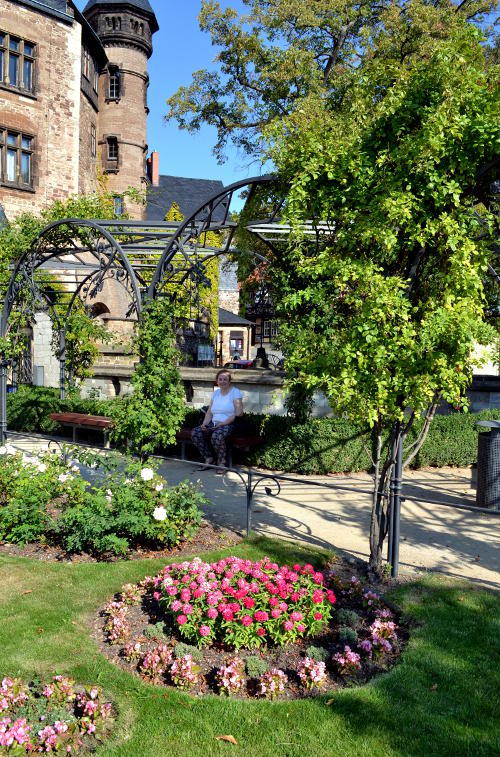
[7,386,500,473]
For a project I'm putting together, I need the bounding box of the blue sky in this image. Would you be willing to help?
[76,0,258,189]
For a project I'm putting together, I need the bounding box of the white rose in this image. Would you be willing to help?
[106,489,113,497]
[140,468,154,481]
[58,473,69,483]
[153,506,167,521]
[71,465,79,473]
[154,483,164,492]
[38,464,47,473]
[0,446,6,455]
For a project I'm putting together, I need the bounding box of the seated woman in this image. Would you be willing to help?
[191,369,243,473]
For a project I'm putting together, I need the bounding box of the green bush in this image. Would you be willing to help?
[173,643,203,662]
[305,645,329,662]
[244,656,268,678]
[338,627,358,646]
[336,609,361,628]
[0,449,205,555]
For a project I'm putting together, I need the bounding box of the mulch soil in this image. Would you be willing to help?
[0,520,241,563]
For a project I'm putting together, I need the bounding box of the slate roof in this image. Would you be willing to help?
[218,308,253,327]
[83,0,156,17]
[146,175,227,223]
[16,0,72,20]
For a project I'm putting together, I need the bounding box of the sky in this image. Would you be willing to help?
[76,0,259,191]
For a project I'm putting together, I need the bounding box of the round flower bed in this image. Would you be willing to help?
[95,556,406,699]
[0,675,114,754]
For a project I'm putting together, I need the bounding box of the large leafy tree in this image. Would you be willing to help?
[166,0,497,162]
[266,4,499,573]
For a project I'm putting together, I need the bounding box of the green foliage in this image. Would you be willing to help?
[338,627,358,646]
[144,622,167,640]
[336,609,361,629]
[304,645,329,662]
[50,301,112,384]
[110,299,186,456]
[284,382,315,424]
[173,643,203,663]
[0,449,205,556]
[243,655,268,678]
[165,202,184,223]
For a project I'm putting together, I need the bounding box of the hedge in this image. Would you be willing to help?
[7,386,500,473]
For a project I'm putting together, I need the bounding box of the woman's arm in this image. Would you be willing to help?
[201,399,214,429]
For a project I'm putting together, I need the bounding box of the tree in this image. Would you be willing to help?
[266,4,499,573]
[166,0,497,162]
[168,0,499,574]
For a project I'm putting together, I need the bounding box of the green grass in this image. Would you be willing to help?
[1,536,499,756]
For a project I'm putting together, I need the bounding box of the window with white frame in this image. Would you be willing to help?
[0,127,33,187]
[262,320,279,339]
[0,31,35,93]
[108,67,120,99]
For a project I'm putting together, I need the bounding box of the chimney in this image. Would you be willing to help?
[148,150,160,187]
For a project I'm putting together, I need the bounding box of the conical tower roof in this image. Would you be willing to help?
[83,0,158,33]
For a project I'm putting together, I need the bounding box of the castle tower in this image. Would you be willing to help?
[82,0,158,219]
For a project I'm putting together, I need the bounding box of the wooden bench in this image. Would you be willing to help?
[176,427,264,468]
[49,412,112,448]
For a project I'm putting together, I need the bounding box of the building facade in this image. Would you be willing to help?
[0,0,158,221]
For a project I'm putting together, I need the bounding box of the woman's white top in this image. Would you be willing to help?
[211,386,242,423]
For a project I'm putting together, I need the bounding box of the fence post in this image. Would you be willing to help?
[246,469,253,536]
[391,425,403,578]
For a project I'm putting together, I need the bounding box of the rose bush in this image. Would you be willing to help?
[0,447,205,556]
[156,556,336,648]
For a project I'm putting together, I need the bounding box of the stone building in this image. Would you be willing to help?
[0,0,158,220]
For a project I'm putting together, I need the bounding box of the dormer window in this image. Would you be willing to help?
[108,66,120,99]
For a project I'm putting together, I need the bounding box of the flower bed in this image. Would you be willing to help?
[0,675,114,754]
[0,446,205,557]
[95,556,406,699]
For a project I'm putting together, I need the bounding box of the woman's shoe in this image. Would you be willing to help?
[196,458,214,471]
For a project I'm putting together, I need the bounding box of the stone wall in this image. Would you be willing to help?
[0,1,83,218]
[78,91,98,196]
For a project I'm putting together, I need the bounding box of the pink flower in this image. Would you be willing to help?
[296,623,305,633]
[180,588,191,602]
[199,625,211,637]
[279,602,288,612]
[284,620,293,631]
[243,597,255,609]
[269,597,279,607]
[177,614,187,625]
[314,612,323,620]
[182,603,193,615]
[171,600,182,611]
[254,610,269,622]
[207,608,218,619]
[241,615,253,627]
[290,611,303,621]
[271,609,281,618]
[257,627,265,636]
[222,609,234,621]
[313,590,324,604]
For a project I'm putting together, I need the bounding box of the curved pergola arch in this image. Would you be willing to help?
[0,174,284,437]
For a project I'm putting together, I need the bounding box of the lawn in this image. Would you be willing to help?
[1,535,499,756]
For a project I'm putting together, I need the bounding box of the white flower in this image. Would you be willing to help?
[0,446,6,456]
[153,506,167,521]
[154,483,164,492]
[38,464,47,473]
[58,473,69,483]
[106,489,113,497]
[71,465,79,473]
[106,495,112,503]
[6,445,15,455]
[140,467,154,481]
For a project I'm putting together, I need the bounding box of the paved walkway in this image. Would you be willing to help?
[8,433,500,590]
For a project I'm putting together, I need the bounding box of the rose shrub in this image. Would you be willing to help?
[0,446,205,556]
[156,556,336,648]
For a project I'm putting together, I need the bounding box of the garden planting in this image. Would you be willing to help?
[95,556,405,699]
[0,675,114,754]
[0,445,205,557]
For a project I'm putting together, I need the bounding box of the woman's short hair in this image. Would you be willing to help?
[215,369,232,382]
